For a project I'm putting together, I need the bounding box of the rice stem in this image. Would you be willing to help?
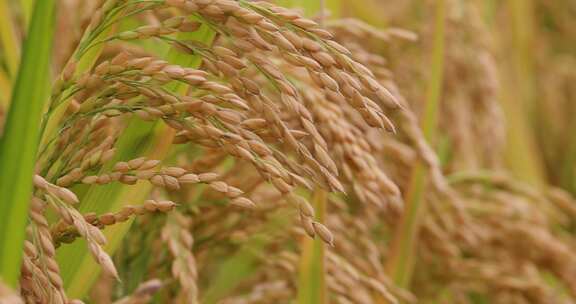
[297,189,328,304]
[385,0,446,289]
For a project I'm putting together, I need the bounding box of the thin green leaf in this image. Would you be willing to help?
[0,0,21,79]
[0,0,55,287]
[19,0,34,29]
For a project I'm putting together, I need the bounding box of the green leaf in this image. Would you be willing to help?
[0,0,55,287]
[0,0,21,79]
[19,0,35,29]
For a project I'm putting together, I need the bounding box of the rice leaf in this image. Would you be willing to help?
[0,0,55,287]
[0,0,20,79]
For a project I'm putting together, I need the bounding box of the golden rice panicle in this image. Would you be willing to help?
[21,0,576,302]
[24,0,415,301]
[41,190,118,280]
[23,197,68,304]
[162,212,198,303]
[52,200,176,246]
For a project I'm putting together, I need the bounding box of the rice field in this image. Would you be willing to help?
[0,0,575,303]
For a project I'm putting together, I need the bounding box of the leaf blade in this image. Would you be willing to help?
[0,0,55,287]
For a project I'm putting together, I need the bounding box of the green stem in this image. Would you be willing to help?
[385,0,446,289]
[498,0,545,186]
[293,2,339,303]
[297,189,328,304]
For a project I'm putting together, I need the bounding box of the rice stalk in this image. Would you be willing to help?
[297,189,328,304]
[496,0,545,186]
[385,0,446,289]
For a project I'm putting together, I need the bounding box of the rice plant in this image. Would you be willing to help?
[1,0,576,303]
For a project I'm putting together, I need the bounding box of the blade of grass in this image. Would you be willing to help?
[0,0,55,287]
[0,0,21,79]
[57,22,215,299]
[297,189,328,304]
[385,0,446,289]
